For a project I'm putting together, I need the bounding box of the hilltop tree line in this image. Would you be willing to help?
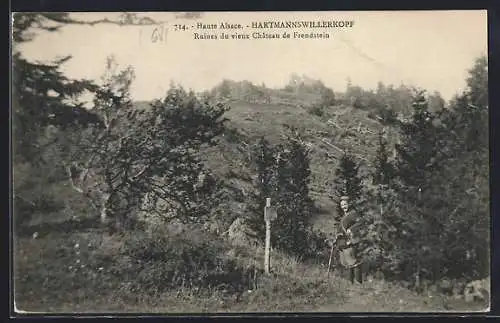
[210,79,272,104]
[13,13,488,289]
[208,73,446,124]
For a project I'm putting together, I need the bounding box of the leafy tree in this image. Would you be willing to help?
[13,12,231,230]
[58,57,146,227]
[439,97,487,157]
[13,13,71,43]
[39,56,229,229]
[371,105,398,125]
[212,79,232,100]
[117,84,230,226]
[13,13,171,227]
[308,86,336,117]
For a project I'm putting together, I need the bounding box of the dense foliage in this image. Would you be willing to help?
[360,57,489,284]
[247,127,321,258]
[13,14,229,231]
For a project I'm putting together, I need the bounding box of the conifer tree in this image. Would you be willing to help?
[247,127,315,257]
[429,55,489,280]
[364,128,399,276]
[466,55,488,108]
[372,128,394,187]
[395,90,441,190]
[334,152,363,220]
[371,128,397,223]
[271,128,314,256]
[247,137,277,239]
[391,91,446,283]
[12,13,99,163]
[13,13,100,226]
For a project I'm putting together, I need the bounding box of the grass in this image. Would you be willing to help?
[198,99,395,205]
[13,221,488,314]
[13,93,488,314]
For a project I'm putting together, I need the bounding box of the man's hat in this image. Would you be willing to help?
[340,195,349,201]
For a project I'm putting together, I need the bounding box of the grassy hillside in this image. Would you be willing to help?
[14,88,488,314]
[133,91,407,239]
[180,93,397,235]
[14,224,487,313]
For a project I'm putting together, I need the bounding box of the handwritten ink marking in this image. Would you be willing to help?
[151,25,167,43]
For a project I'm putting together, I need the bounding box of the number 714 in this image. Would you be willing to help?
[174,24,187,31]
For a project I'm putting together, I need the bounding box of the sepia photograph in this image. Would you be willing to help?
[11,11,489,313]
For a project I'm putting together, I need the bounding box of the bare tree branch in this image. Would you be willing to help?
[41,13,169,27]
[319,138,345,154]
[14,194,36,207]
[65,165,84,193]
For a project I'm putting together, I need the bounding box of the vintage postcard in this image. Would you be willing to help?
[12,11,489,314]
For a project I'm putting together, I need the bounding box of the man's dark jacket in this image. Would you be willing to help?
[337,210,364,268]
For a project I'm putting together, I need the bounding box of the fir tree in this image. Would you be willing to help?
[12,14,99,163]
[427,56,489,280]
[271,129,314,256]
[247,137,277,239]
[395,90,441,190]
[364,129,401,277]
[247,127,315,257]
[370,127,397,226]
[13,13,100,226]
[391,91,447,284]
[372,128,394,187]
[334,152,363,220]
[466,55,488,108]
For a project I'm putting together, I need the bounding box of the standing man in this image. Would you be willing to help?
[337,195,365,284]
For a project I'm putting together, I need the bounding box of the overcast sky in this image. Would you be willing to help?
[17,11,487,102]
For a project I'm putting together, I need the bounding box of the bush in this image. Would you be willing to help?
[301,228,330,260]
[308,104,325,117]
[119,226,261,295]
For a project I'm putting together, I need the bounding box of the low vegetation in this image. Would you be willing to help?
[14,222,488,313]
[13,13,489,314]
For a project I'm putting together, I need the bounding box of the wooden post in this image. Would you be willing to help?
[264,198,271,275]
[415,187,422,290]
[263,197,278,275]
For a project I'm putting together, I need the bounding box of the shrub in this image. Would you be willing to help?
[302,228,330,261]
[119,226,261,295]
[307,104,325,117]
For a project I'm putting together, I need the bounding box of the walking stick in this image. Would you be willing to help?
[327,243,335,278]
[327,235,338,278]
